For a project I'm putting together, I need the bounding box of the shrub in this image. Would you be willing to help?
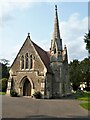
[33,91,42,99]
[10,90,18,97]
[1,78,8,92]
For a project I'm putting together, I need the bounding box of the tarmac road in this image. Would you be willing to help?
[1,95,89,119]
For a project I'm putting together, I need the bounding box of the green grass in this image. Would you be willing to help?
[78,97,89,101]
[80,102,90,110]
[73,91,90,101]
[0,92,6,95]
[73,91,90,110]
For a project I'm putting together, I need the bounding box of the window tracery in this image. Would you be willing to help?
[30,55,33,69]
[20,53,33,70]
[21,55,24,69]
[25,53,29,69]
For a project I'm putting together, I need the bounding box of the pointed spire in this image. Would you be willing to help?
[50,5,63,62]
[53,5,60,39]
[52,5,62,51]
[52,5,62,52]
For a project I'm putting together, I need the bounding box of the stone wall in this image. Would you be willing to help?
[7,38,46,96]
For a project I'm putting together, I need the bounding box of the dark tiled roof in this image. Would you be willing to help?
[31,41,51,71]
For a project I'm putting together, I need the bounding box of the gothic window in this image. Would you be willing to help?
[30,55,33,69]
[21,55,24,69]
[54,48,56,54]
[25,53,29,69]
[21,54,33,70]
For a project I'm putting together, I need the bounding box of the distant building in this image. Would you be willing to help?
[6,5,71,98]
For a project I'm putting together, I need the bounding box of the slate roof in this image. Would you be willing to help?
[31,40,51,71]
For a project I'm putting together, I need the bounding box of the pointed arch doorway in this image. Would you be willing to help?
[23,78,31,96]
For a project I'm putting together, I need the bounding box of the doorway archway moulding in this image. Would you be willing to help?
[19,76,34,96]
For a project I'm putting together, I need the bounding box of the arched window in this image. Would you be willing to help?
[21,55,24,69]
[54,48,56,54]
[25,53,28,69]
[30,55,33,69]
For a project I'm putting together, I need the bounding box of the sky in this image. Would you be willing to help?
[0,0,89,65]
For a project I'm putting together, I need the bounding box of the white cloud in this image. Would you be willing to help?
[35,39,51,51]
[0,43,23,65]
[0,2,88,65]
[60,13,88,62]
[0,0,33,26]
[8,13,88,64]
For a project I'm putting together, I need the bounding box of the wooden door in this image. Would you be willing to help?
[23,78,31,96]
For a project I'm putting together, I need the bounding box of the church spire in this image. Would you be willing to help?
[53,5,60,40]
[51,5,62,61]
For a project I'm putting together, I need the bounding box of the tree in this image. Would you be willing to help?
[69,60,81,91]
[0,63,9,79]
[1,78,8,92]
[84,30,90,58]
[80,58,90,89]
[69,58,90,91]
[0,59,10,66]
[0,59,10,79]
[0,59,10,92]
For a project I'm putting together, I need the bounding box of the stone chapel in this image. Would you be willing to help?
[6,5,71,98]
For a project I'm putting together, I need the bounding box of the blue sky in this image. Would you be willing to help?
[0,0,89,65]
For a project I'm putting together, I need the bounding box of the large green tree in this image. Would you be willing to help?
[69,60,81,91]
[0,59,10,79]
[80,58,90,88]
[69,58,90,91]
[0,59,10,92]
[84,30,90,58]
[0,63,9,79]
[1,78,8,92]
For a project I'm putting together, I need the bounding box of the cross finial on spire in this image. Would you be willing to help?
[27,32,30,39]
[28,32,30,36]
[55,5,57,11]
[64,44,66,47]
[64,44,67,49]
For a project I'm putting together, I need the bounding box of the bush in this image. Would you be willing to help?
[33,91,42,99]
[1,78,8,92]
[10,90,18,97]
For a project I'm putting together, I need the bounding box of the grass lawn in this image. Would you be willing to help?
[80,102,90,110]
[73,91,90,110]
[73,91,90,101]
[0,92,6,95]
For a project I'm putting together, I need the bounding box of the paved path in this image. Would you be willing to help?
[2,95,89,119]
